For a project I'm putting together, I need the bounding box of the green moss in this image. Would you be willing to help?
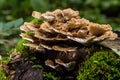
[44,72,60,80]
[77,51,120,80]
[32,65,43,70]
[31,18,43,23]
[0,65,7,80]
[2,56,11,64]
[15,39,29,55]
[25,32,34,35]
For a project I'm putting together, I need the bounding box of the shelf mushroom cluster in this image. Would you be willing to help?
[20,8,117,70]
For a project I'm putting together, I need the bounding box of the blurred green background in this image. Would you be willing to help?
[0,0,120,56]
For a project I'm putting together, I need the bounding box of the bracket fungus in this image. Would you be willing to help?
[20,8,117,71]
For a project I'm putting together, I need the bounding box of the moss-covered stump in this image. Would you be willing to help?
[1,39,119,80]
